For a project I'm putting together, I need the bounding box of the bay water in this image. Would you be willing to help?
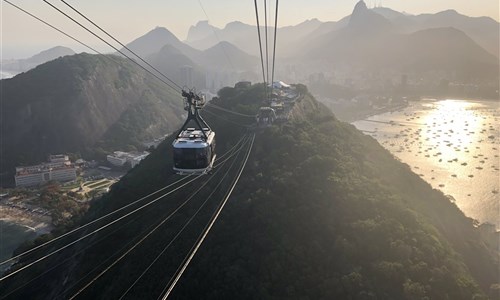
[353,99,499,229]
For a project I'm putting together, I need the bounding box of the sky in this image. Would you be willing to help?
[1,0,499,59]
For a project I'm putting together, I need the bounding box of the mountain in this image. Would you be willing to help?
[372,8,499,57]
[303,19,498,80]
[25,46,75,65]
[395,27,499,78]
[0,46,75,75]
[3,84,497,299]
[186,20,220,43]
[186,21,258,54]
[122,27,200,59]
[124,27,261,90]
[372,7,408,20]
[281,18,323,38]
[415,10,499,57]
[1,53,185,176]
[348,0,393,34]
[145,44,206,88]
[185,20,324,57]
[197,41,259,70]
[185,3,498,62]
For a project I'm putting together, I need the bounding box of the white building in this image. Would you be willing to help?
[107,151,149,168]
[49,154,69,163]
[271,81,291,90]
[15,155,77,187]
[107,152,128,167]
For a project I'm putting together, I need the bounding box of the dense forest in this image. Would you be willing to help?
[1,84,498,299]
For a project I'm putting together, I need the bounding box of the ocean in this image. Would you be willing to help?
[0,220,38,272]
[353,99,499,229]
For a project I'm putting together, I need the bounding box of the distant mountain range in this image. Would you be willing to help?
[121,27,260,88]
[4,1,498,87]
[300,2,499,80]
[373,7,499,57]
[1,0,498,176]
[116,3,498,92]
[185,3,499,59]
[0,46,75,76]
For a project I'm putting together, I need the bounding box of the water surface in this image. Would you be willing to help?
[0,220,37,272]
[354,99,499,229]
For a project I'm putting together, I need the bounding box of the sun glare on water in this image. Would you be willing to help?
[422,100,482,163]
[354,99,499,228]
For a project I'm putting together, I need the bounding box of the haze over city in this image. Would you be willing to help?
[2,0,499,58]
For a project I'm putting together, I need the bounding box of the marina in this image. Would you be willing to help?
[354,99,499,229]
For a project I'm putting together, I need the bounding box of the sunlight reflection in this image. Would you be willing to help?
[422,100,482,162]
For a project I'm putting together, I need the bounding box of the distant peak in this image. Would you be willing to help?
[350,0,369,24]
[353,0,368,13]
[305,18,320,23]
[225,21,250,29]
[152,26,169,32]
[145,27,178,40]
[438,9,459,15]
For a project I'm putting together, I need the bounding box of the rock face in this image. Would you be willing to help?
[1,53,184,175]
[186,20,219,43]
[348,0,392,33]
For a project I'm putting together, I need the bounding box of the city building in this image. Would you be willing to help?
[107,151,149,168]
[15,154,77,187]
[106,152,128,167]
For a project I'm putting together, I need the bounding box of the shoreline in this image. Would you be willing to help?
[0,205,53,235]
[343,102,410,123]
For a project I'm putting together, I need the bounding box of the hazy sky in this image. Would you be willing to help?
[1,0,499,58]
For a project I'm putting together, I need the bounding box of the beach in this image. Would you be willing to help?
[0,204,53,270]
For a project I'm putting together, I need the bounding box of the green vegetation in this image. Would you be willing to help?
[36,183,87,227]
[1,53,184,180]
[3,84,497,299]
[85,180,111,189]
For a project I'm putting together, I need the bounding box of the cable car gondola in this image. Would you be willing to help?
[256,106,277,126]
[172,90,216,175]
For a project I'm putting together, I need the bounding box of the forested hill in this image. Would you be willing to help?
[1,53,184,175]
[3,84,498,299]
[171,85,499,299]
